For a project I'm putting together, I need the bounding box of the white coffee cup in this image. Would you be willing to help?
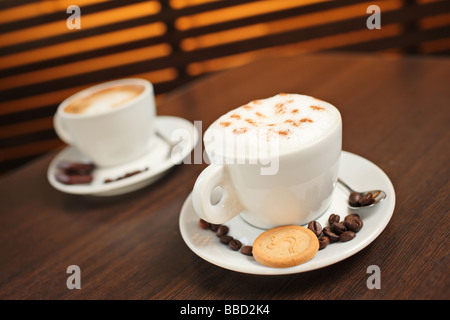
[54,78,156,167]
[192,94,342,229]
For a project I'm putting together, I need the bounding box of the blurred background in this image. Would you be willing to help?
[0,0,449,174]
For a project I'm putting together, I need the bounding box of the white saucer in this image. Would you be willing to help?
[179,151,396,275]
[48,116,199,196]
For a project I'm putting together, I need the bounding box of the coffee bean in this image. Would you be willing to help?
[323,227,340,242]
[219,235,233,244]
[318,236,330,250]
[57,161,95,175]
[216,225,229,237]
[305,212,364,251]
[359,192,373,206]
[349,192,361,206]
[328,214,340,225]
[345,213,360,220]
[330,221,346,235]
[339,231,356,242]
[104,167,148,183]
[241,246,253,256]
[210,224,220,231]
[229,239,242,251]
[307,221,322,237]
[199,219,210,229]
[55,173,93,185]
[343,215,363,232]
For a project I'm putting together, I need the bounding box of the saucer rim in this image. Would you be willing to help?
[47,115,198,196]
[179,150,396,275]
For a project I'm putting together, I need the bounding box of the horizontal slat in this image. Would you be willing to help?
[0,117,53,139]
[0,0,105,25]
[0,3,162,56]
[0,138,62,162]
[177,1,449,59]
[0,128,56,150]
[1,0,445,74]
[1,1,448,103]
[0,23,166,72]
[1,1,334,75]
[0,0,150,33]
[169,0,258,17]
[332,25,450,52]
[185,24,402,76]
[1,0,446,93]
[0,0,36,10]
[0,44,172,90]
[175,0,362,32]
[420,37,450,53]
[178,1,401,51]
[0,68,177,120]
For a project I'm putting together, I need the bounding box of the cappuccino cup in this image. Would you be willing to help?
[193,94,342,229]
[54,78,156,167]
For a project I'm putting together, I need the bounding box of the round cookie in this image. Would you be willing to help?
[252,225,319,268]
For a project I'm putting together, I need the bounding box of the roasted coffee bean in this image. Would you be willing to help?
[210,224,220,231]
[55,173,93,185]
[216,225,229,237]
[318,236,330,250]
[345,213,360,220]
[229,239,242,251]
[219,235,233,244]
[349,192,361,206]
[241,246,253,256]
[323,227,340,242]
[330,221,346,235]
[328,214,340,225]
[359,192,373,206]
[344,215,363,232]
[104,167,148,183]
[307,221,323,237]
[199,219,210,229]
[339,231,356,242]
[57,161,95,175]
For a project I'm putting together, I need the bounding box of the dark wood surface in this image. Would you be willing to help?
[0,53,448,300]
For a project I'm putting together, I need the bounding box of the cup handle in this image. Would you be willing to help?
[192,164,245,224]
[53,113,74,145]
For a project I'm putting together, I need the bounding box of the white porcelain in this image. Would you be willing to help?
[192,104,342,229]
[180,151,396,275]
[48,116,198,196]
[54,78,156,167]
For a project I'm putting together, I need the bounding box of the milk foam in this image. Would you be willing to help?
[64,85,144,115]
[204,94,340,160]
[82,90,140,115]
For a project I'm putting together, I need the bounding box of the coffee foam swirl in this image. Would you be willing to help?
[204,94,340,160]
[64,84,144,115]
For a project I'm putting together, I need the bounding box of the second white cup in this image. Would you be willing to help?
[54,78,156,167]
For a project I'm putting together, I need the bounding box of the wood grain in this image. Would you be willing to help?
[0,53,448,300]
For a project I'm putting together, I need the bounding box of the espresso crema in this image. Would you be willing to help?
[204,93,341,159]
[64,84,145,115]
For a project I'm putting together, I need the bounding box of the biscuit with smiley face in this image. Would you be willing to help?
[253,225,319,268]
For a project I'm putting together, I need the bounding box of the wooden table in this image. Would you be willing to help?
[0,53,448,302]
